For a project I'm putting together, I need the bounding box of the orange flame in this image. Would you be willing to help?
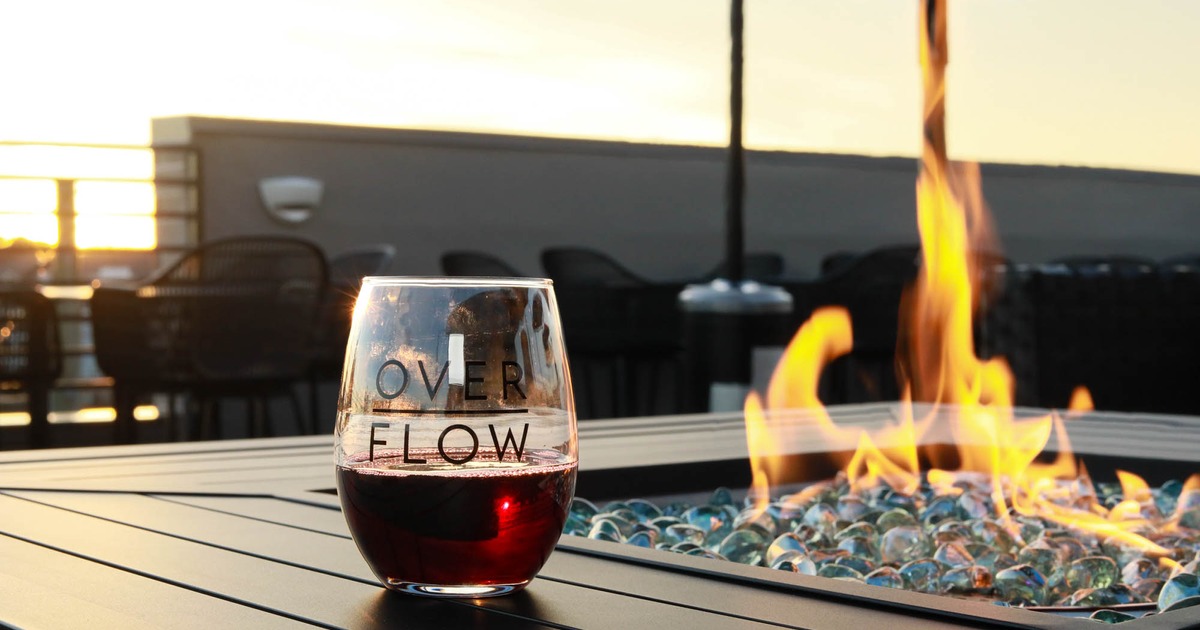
[740,0,1168,556]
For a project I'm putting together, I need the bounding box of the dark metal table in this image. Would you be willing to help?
[1,407,1197,629]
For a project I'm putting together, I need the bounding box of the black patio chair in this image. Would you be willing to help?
[540,247,646,288]
[0,289,60,448]
[308,244,396,432]
[539,248,684,418]
[91,236,327,442]
[441,251,525,277]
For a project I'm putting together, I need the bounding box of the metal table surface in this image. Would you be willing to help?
[1,408,1197,629]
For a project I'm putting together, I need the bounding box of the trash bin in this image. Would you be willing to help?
[679,279,793,412]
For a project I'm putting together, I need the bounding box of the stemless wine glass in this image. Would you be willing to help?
[334,277,578,598]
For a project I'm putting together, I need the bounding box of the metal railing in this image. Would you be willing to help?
[0,141,201,443]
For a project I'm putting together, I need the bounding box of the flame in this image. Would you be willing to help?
[1068,386,1094,414]
[740,0,1168,556]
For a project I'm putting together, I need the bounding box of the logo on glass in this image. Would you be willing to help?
[369,334,530,465]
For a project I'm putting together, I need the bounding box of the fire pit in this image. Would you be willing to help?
[569,405,1200,627]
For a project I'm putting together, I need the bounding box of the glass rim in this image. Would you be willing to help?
[362,275,553,288]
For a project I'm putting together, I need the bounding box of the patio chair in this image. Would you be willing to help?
[308,244,396,432]
[540,247,646,288]
[0,289,60,448]
[91,236,327,442]
[441,251,525,277]
[540,248,683,418]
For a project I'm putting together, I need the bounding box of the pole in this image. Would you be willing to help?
[725,0,745,283]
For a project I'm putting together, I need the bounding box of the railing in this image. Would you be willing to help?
[0,142,200,445]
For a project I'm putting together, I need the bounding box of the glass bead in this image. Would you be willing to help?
[766,532,809,566]
[994,564,1048,606]
[1088,609,1136,624]
[1064,556,1119,592]
[718,529,768,566]
[899,559,946,594]
[881,525,928,565]
[1158,572,1200,612]
[934,541,975,568]
[941,565,993,594]
[817,563,865,581]
[770,550,817,575]
[626,498,663,521]
[865,566,905,589]
[875,508,918,532]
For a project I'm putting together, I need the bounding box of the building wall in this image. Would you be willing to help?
[152,117,1200,280]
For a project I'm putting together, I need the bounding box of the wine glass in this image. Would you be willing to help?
[334,277,578,598]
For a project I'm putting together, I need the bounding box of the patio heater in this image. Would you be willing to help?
[680,0,793,412]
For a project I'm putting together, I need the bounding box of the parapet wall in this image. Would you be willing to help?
[152,116,1200,280]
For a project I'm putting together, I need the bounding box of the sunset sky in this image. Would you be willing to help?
[0,0,1197,248]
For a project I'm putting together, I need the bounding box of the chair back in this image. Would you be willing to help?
[314,245,397,370]
[540,247,645,287]
[93,236,328,386]
[0,289,60,388]
[441,251,524,277]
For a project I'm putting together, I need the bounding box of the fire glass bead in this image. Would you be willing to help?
[627,498,663,521]
[685,548,727,561]
[734,508,779,538]
[682,505,731,538]
[661,501,690,518]
[957,492,991,520]
[837,536,879,563]
[1158,572,1200,612]
[1130,578,1164,601]
[587,519,625,543]
[934,541,975,568]
[837,495,871,521]
[1156,479,1184,515]
[649,516,683,530]
[1068,585,1143,607]
[593,512,636,537]
[1089,609,1136,624]
[899,559,945,594]
[1065,556,1119,592]
[970,519,1019,555]
[770,550,817,575]
[766,532,809,566]
[865,566,905,589]
[1017,539,1062,578]
[831,555,876,576]
[921,496,961,527]
[881,526,928,565]
[941,565,993,594]
[835,522,877,542]
[662,523,706,547]
[602,500,631,513]
[817,564,865,581]
[564,512,590,536]
[994,564,1048,606]
[709,486,737,507]
[570,497,599,519]
[627,530,657,548]
[876,508,919,532]
[669,542,702,554]
[802,502,841,535]
[718,529,768,566]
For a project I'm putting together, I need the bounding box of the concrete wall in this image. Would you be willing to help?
[152,117,1200,280]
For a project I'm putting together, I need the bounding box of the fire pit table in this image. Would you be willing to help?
[0,404,1196,628]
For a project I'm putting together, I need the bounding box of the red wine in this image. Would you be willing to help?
[337,448,576,594]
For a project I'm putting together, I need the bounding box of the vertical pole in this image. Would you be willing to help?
[725,0,745,283]
[55,179,77,283]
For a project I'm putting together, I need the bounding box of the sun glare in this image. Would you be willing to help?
[0,147,157,250]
